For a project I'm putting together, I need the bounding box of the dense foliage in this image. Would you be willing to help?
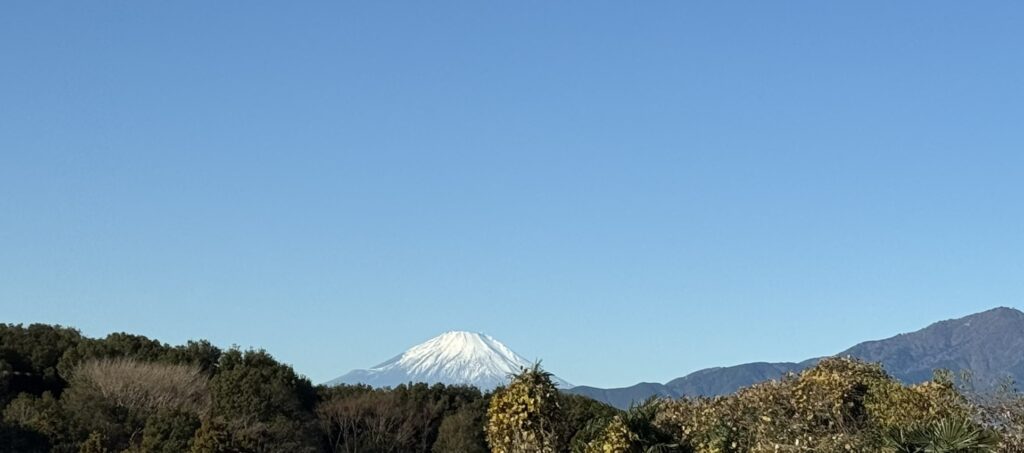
[0,324,491,452]
[486,364,567,453]
[655,358,1002,453]
[4,323,1024,452]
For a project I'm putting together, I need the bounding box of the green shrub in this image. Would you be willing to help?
[585,399,683,453]
[882,416,999,453]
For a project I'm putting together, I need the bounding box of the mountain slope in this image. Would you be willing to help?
[665,361,807,396]
[327,331,571,390]
[837,307,1024,386]
[570,307,1024,408]
[568,382,676,410]
[568,362,807,409]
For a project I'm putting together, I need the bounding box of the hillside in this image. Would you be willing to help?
[569,307,1024,408]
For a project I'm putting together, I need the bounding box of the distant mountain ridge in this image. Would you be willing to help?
[569,307,1024,408]
[327,331,571,390]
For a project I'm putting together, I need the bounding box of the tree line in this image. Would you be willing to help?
[4,322,1024,452]
[0,323,613,452]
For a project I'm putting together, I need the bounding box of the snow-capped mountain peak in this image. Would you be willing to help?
[326,331,571,390]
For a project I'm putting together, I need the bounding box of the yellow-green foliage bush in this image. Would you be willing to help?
[868,373,972,433]
[656,357,989,453]
[486,364,566,453]
[584,399,682,453]
[585,416,634,453]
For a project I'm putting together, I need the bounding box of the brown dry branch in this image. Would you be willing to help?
[70,357,210,415]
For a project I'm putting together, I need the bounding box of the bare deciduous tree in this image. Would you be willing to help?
[317,391,421,453]
[70,358,210,415]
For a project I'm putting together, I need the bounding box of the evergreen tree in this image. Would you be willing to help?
[77,432,108,453]
[433,399,488,453]
[194,348,319,453]
[140,409,201,453]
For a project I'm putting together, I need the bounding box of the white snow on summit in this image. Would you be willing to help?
[326,331,571,390]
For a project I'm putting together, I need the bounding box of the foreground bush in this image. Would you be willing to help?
[487,364,567,453]
[656,357,995,453]
[584,399,682,453]
[882,416,999,453]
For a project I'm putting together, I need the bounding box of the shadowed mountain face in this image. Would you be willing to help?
[837,307,1024,386]
[568,307,1024,409]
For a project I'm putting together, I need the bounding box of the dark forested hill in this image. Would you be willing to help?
[569,307,1024,408]
[837,306,1024,386]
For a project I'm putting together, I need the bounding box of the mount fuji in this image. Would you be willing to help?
[326,331,571,390]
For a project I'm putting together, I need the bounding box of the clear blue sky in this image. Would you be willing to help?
[1,2,1022,388]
